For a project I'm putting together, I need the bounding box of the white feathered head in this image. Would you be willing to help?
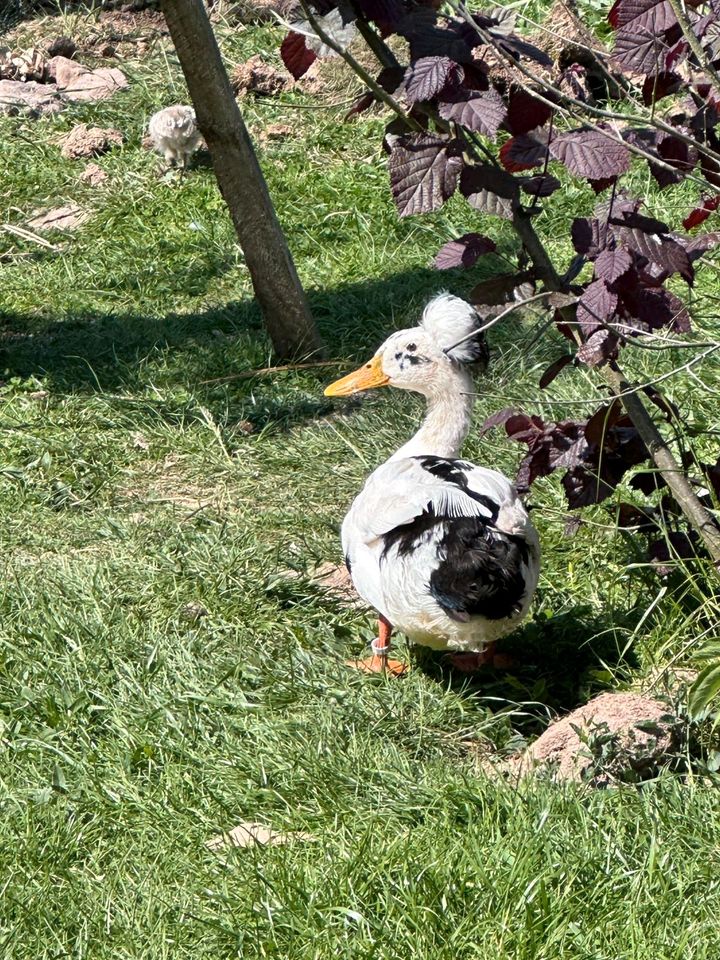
[419,293,489,367]
[325,292,488,398]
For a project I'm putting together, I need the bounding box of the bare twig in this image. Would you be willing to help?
[442,291,576,355]
[295,0,423,131]
[453,1,720,189]
[1,223,60,250]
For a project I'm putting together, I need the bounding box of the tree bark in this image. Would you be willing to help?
[160,0,324,359]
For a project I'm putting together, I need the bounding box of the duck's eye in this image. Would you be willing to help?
[406,343,416,352]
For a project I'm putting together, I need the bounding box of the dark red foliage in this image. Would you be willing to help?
[388,134,463,216]
[683,195,720,229]
[434,233,496,268]
[283,0,720,558]
[549,128,631,179]
[404,56,459,104]
[280,31,317,80]
[505,87,553,134]
[485,403,650,505]
[499,132,549,172]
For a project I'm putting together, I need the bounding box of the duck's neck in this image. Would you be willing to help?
[389,368,475,462]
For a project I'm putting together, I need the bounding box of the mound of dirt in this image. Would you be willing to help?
[0,78,62,115]
[231,55,290,97]
[79,162,109,186]
[43,36,77,59]
[61,123,123,159]
[514,691,680,786]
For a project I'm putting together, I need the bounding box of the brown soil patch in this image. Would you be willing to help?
[61,123,123,159]
[261,122,293,141]
[79,162,109,186]
[119,454,221,513]
[231,55,291,97]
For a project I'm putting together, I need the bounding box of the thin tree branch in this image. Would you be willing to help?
[296,0,423,130]
[453,1,720,188]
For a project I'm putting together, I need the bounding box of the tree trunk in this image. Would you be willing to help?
[160,0,324,359]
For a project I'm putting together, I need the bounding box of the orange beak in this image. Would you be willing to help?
[324,354,390,397]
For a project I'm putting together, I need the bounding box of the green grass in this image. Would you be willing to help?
[1,6,720,958]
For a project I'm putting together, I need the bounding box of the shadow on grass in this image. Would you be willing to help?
[0,264,505,412]
[414,606,639,734]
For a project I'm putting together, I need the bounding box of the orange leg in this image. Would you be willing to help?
[346,615,407,676]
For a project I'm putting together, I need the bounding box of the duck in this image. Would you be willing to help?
[324,293,540,675]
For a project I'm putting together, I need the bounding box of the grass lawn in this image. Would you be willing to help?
[1,5,720,958]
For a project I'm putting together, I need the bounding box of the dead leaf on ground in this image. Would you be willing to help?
[27,203,89,232]
[206,821,317,850]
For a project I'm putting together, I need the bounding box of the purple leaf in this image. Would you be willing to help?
[280,31,317,80]
[479,406,519,436]
[505,87,553,135]
[562,466,616,507]
[613,28,673,74]
[559,64,591,102]
[589,176,618,194]
[549,129,631,179]
[398,10,474,64]
[641,71,682,105]
[434,232,497,269]
[682,196,720,230]
[611,209,669,233]
[354,0,404,26]
[460,164,520,219]
[344,91,375,120]
[657,132,696,174]
[505,413,546,443]
[576,329,619,367]
[609,0,678,33]
[389,134,463,217]
[612,221,693,283]
[439,89,507,137]
[520,174,561,197]
[621,285,691,331]
[539,354,573,388]
[470,270,535,305]
[499,132,549,172]
[594,247,633,282]
[682,230,720,257]
[378,66,406,94]
[404,57,458,104]
[577,279,617,333]
[584,400,623,446]
[571,217,608,258]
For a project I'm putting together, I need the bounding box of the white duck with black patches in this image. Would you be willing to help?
[325,293,540,674]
